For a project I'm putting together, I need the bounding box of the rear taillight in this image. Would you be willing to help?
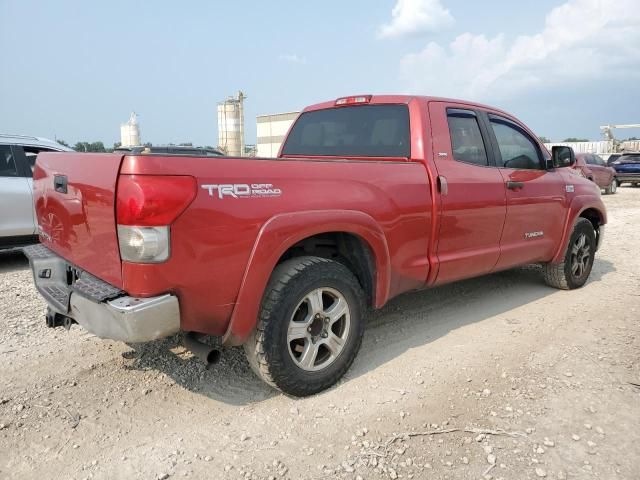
[335,95,372,106]
[117,225,170,263]
[116,175,196,263]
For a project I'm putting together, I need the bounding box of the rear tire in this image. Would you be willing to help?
[244,256,366,397]
[542,218,596,290]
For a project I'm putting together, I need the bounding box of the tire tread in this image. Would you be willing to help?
[542,217,595,290]
[244,256,365,396]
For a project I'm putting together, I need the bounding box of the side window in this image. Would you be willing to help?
[490,120,542,170]
[21,146,54,176]
[593,154,605,166]
[585,155,595,165]
[446,113,488,166]
[0,145,19,177]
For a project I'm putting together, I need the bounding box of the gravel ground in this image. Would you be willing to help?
[1,188,639,480]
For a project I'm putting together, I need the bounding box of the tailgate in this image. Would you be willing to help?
[33,152,124,287]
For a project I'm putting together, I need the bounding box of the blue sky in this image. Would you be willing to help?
[1,0,639,146]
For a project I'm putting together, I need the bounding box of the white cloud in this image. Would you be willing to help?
[278,53,307,64]
[379,0,454,38]
[400,0,640,100]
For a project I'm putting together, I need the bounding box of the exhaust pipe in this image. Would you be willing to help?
[184,333,221,365]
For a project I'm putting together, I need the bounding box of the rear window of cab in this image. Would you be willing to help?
[282,104,410,158]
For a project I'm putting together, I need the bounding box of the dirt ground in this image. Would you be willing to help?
[1,188,639,480]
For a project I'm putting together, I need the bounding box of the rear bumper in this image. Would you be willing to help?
[24,244,180,342]
[615,173,640,182]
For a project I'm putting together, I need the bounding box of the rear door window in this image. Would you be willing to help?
[446,111,489,166]
[0,145,19,177]
[282,105,410,157]
[20,146,55,176]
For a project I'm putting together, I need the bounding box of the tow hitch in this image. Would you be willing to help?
[45,307,76,330]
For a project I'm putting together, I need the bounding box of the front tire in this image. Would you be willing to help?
[604,178,617,194]
[244,256,366,396]
[542,218,596,290]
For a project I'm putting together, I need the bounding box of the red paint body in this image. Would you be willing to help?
[33,95,607,345]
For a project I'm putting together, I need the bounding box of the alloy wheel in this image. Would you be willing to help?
[570,233,591,278]
[287,287,351,372]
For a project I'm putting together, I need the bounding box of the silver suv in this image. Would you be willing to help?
[1,134,72,251]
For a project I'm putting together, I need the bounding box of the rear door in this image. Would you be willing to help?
[0,144,35,237]
[428,102,506,285]
[592,154,613,186]
[12,145,61,235]
[585,154,605,186]
[482,113,567,269]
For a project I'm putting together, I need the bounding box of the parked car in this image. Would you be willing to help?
[0,134,72,251]
[24,95,606,396]
[606,153,621,165]
[572,153,618,194]
[113,145,224,156]
[610,152,640,187]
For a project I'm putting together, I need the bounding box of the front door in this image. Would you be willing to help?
[428,102,507,285]
[482,114,567,270]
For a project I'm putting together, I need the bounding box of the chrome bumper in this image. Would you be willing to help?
[24,244,180,343]
[69,293,180,343]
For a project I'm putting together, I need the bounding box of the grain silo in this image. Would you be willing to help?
[120,112,141,147]
[217,91,245,157]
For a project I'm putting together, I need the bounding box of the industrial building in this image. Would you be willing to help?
[120,112,141,147]
[544,123,640,159]
[217,91,245,157]
[256,111,299,158]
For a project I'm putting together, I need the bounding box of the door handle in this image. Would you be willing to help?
[506,181,524,190]
[437,175,448,196]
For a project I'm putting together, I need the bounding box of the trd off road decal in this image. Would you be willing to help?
[201,183,282,199]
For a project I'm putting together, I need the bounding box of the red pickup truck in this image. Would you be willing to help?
[25,95,606,396]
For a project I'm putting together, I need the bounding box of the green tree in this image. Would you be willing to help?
[73,141,107,152]
[563,137,589,142]
[56,139,71,148]
[538,136,550,143]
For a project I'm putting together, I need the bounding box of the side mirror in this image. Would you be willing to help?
[551,146,575,168]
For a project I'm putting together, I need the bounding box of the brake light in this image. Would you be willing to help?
[335,95,372,106]
[116,175,196,263]
[116,175,197,226]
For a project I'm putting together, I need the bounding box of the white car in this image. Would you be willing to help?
[0,134,73,251]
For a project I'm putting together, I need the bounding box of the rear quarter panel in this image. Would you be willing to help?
[120,155,433,337]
